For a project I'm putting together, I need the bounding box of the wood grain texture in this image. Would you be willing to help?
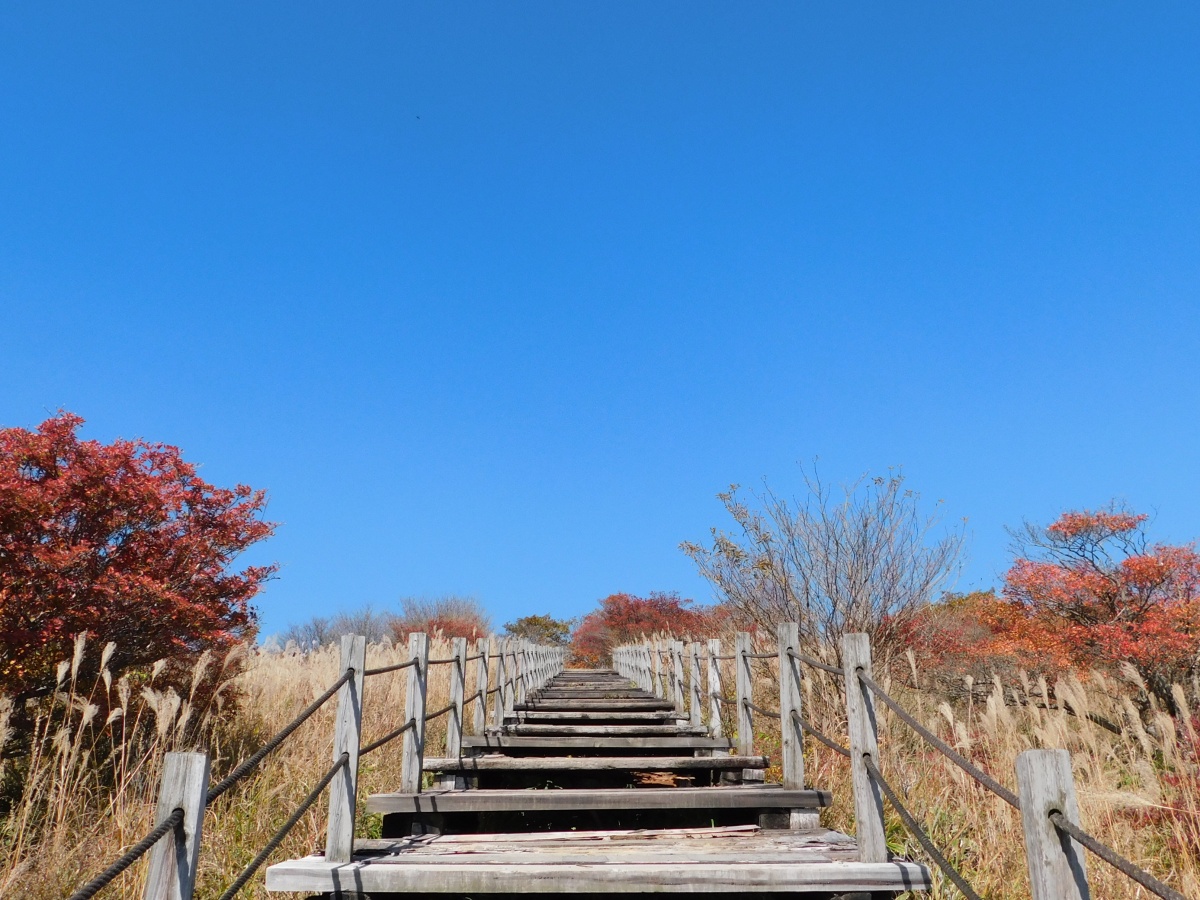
[366,786,830,814]
[842,633,887,864]
[735,632,754,757]
[777,622,805,791]
[473,637,489,735]
[423,754,769,772]
[326,634,366,863]
[688,642,703,728]
[401,632,429,794]
[143,751,210,900]
[1016,749,1090,900]
[707,638,724,739]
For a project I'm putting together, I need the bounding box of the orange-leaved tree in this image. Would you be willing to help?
[0,413,276,698]
[995,505,1200,707]
[570,592,725,666]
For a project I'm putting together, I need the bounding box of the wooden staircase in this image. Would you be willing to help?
[267,667,929,896]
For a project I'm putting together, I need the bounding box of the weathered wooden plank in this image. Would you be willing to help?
[462,734,734,750]
[506,710,685,721]
[842,633,887,864]
[266,858,931,893]
[505,724,710,736]
[401,632,429,794]
[366,786,830,814]
[1016,749,1090,900]
[423,754,769,772]
[326,634,366,864]
[143,752,210,900]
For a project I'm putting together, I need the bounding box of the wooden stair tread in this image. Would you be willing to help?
[423,754,768,772]
[367,785,830,814]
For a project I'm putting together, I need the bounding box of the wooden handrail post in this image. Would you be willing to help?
[706,638,724,739]
[495,637,509,725]
[325,634,366,864]
[652,640,663,699]
[143,751,210,900]
[688,642,703,728]
[1016,749,1091,900]
[446,637,467,758]
[671,640,685,712]
[401,632,429,794]
[473,637,490,735]
[777,622,805,790]
[842,633,887,863]
[735,632,753,756]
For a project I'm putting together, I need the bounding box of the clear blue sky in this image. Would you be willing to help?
[3,4,1199,637]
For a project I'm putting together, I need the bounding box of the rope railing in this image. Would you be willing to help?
[207,666,354,804]
[1049,813,1187,900]
[612,628,1189,900]
[216,752,349,900]
[65,808,184,900]
[786,647,845,677]
[363,657,417,676]
[856,669,1020,810]
[59,632,571,900]
[742,698,781,720]
[789,709,851,758]
[423,701,456,721]
[863,755,983,900]
[360,718,417,756]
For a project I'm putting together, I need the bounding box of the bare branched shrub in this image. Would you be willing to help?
[682,467,964,653]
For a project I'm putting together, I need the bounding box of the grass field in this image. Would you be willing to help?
[2,632,1196,899]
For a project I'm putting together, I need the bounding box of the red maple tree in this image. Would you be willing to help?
[0,413,276,696]
[991,506,1200,705]
[570,592,725,666]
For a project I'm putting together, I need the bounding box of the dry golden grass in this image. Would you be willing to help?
[4,631,1197,900]
[0,633,467,900]
[717,641,1200,900]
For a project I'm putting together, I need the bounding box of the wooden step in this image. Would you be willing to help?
[267,826,930,894]
[505,724,709,736]
[507,710,686,722]
[367,785,829,814]
[424,754,769,773]
[463,734,733,751]
[515,699,675,710]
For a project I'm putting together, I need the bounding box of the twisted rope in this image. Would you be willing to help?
[1049,812,1186,900]
[857,670,1020,809]
[786,648,845,676]
[863,755,984,900]
[742,698,781,720]
[360,718,417,756]
[66,808,183,900]
[216,753,348,900]
[364,658,417,676]
[207,668,353,804]
[789,709,851,758]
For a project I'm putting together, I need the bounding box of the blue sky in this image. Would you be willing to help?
[3,4,1199,637]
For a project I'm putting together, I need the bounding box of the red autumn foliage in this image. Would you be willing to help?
[910,507,1200,706]
[390,595,492,643]
[570,592,725,666]
[0,413,276,696]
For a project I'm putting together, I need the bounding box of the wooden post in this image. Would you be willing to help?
[842,633,887,863]
[688,642,703,728]
[325,634,366,863]
[401,632,429,793]
[495,638,509,725]
[735,632,754,756]
[445,637,467,758]
[707,638,724,739]
[1016,749,1091,900]
[671,640,685,712]
[143,752,210,900]
[777,622,805,790]
[473,637,490,735]
[652,640,663,698]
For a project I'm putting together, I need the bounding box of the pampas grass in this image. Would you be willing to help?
[0,633,464,900]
